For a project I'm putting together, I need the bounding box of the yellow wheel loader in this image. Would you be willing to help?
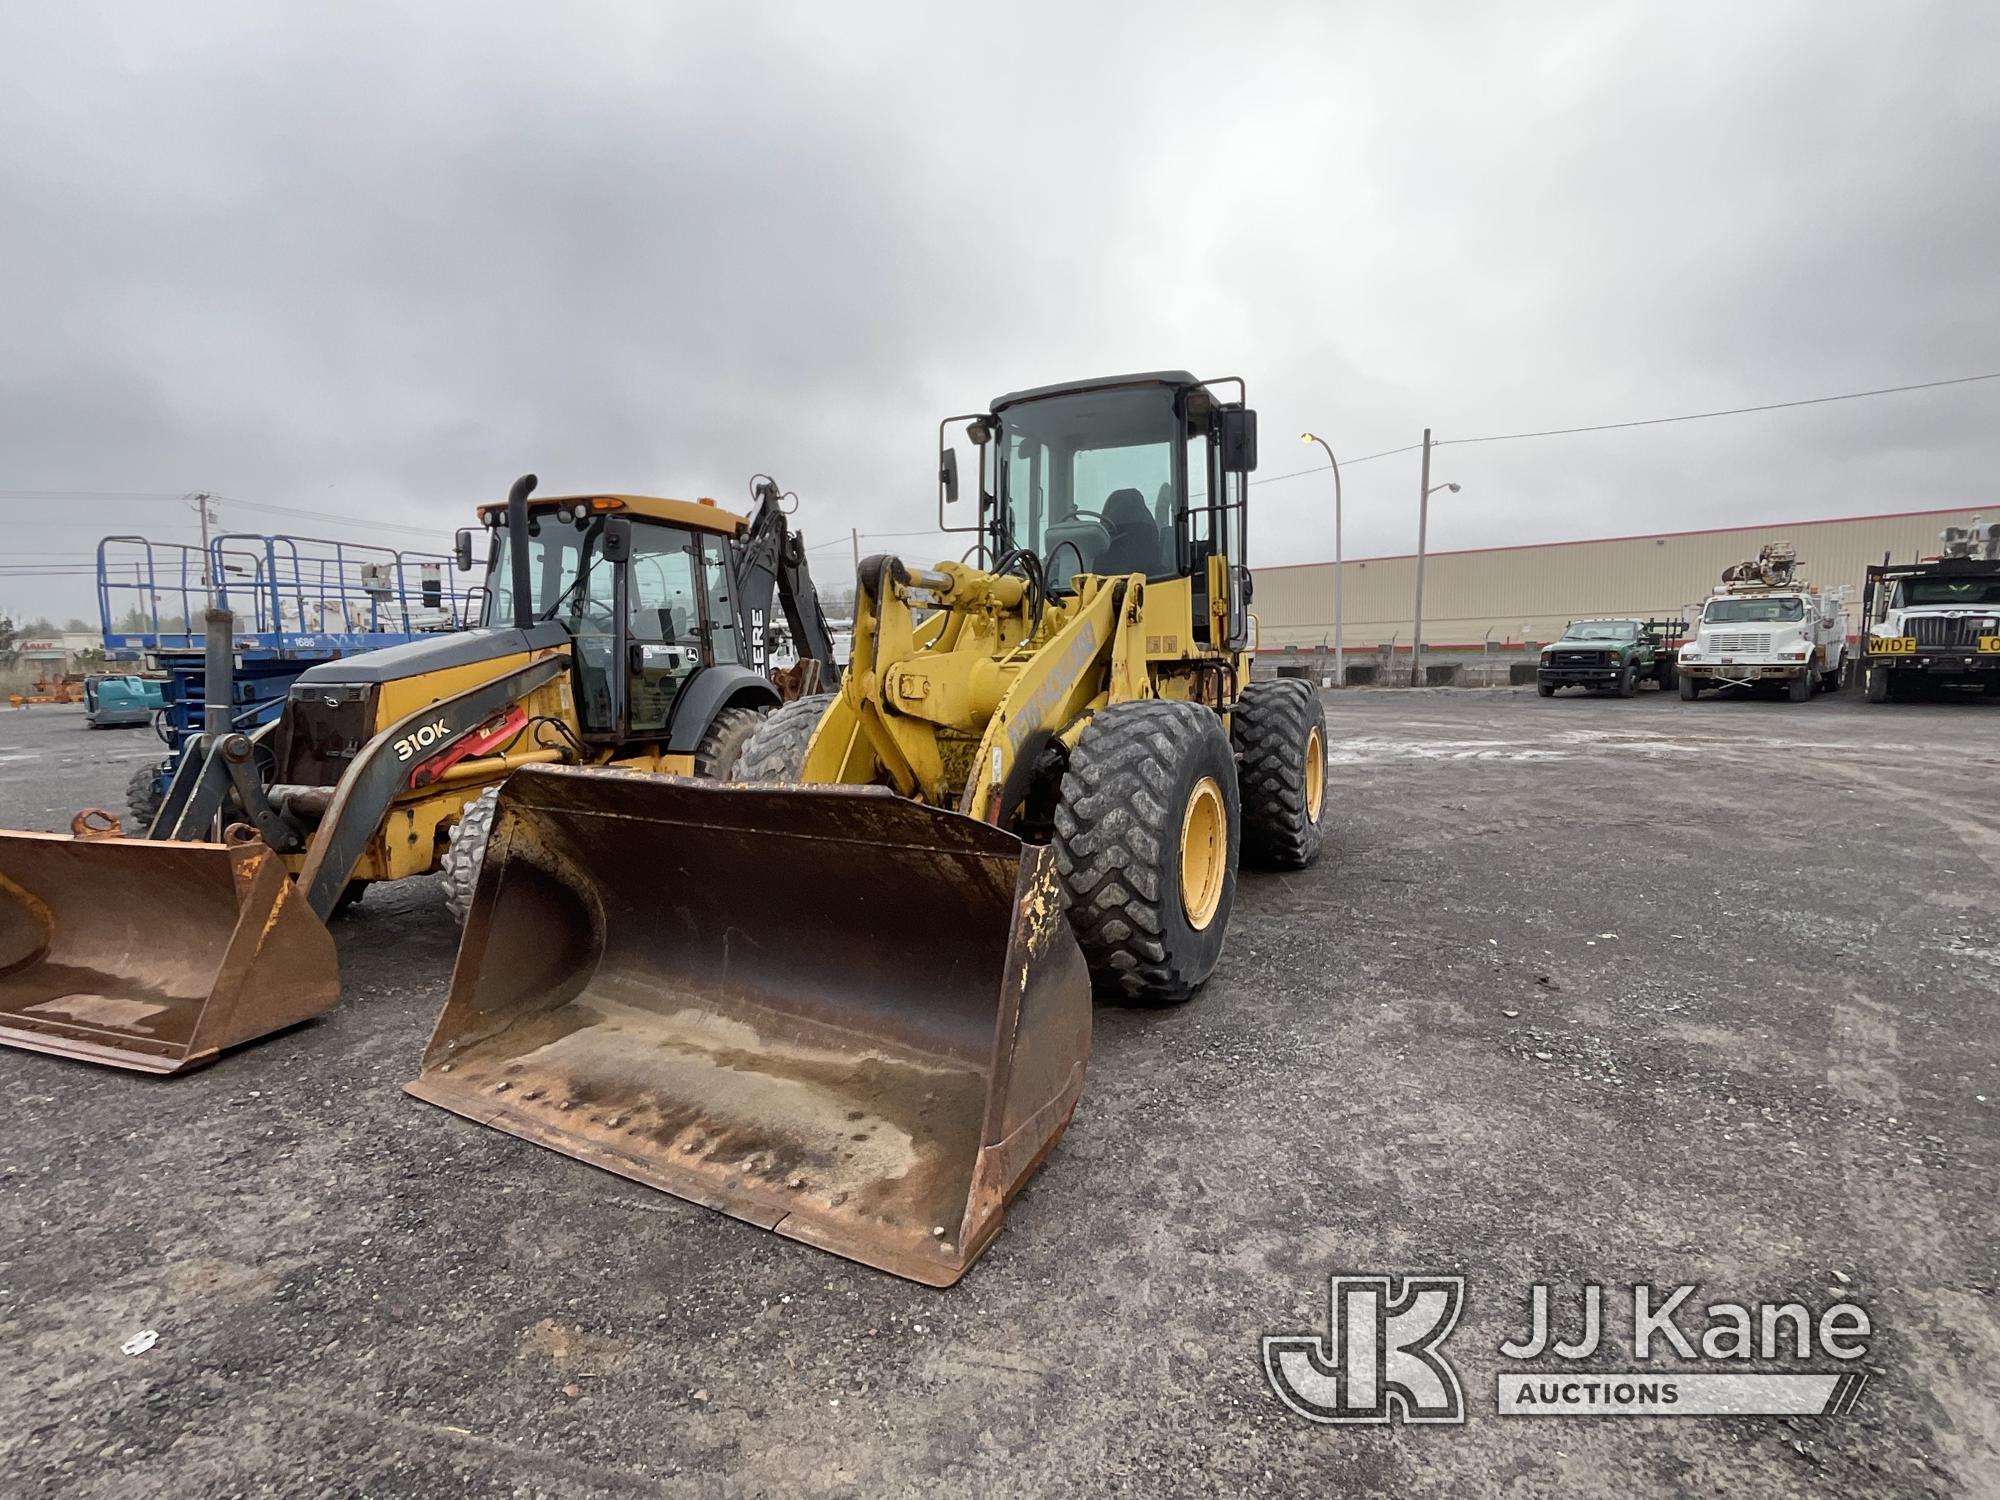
[0,476,836,1074]
[410,371,1329,1284]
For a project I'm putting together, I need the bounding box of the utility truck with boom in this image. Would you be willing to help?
[1859,522,2000,702]
[1674,543,1847,702]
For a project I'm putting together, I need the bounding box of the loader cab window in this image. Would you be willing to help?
[486,518,617,730]
[625,524,704,735]
[997,386,1180,589]
[700,534,742,665]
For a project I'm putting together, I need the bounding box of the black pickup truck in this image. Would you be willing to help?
[1536,618,1682,697]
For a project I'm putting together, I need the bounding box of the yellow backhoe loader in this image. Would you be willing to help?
[0,477,836,1073]
[409,371,1329,1284]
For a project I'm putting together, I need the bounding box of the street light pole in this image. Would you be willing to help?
[1408,434,1460,687]
[1410,431,1431,686]
[1300,432,1342,685]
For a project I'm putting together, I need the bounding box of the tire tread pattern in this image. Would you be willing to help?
[1053,700,1237,1004]
[735,693,837,782]
[1232,680,1326,869]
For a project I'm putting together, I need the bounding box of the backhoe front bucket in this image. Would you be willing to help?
[406,765,1092,1286]
[0,832,339,1073]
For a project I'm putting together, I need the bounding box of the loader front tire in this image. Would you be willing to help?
[1054,700,1240,1005]
[735,693,836,782]
[1232,679,1327,869]
[693,703,772,779]
[440,785,501,924]
[125,763,164,834]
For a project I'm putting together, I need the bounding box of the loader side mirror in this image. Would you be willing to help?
[454,528,475,571]
[601,517,633,563]
[940,448,960,504]
[1217,408,1259,474]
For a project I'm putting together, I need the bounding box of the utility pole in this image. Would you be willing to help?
[1408,439,1462,688]
[188,491,218,599]
[1410,431,1431,687]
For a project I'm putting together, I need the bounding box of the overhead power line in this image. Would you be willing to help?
[1433,370,2000,449]
[1253,369,2000,489]
[0,488,453,543]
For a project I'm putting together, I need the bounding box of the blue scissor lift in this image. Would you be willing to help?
[99,533,476,820]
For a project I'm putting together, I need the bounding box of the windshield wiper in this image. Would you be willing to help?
[539,521,606,621]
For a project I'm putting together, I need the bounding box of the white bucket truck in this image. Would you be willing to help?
[1675,543,1848,703]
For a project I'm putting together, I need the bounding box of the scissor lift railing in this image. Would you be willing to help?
[97,533,474,810]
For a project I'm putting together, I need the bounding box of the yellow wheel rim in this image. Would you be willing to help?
[1179,776,1227,931]
[1304,725,1325,822]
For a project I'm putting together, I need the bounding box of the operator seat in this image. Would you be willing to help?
[1097,488,1166,577]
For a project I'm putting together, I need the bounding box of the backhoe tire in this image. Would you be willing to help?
[735,693,836,782]
[693,703,772,779]
[1054,700,1240,1006]
[440,785,501,924]
[125,763,163,834]
[1232,679,1327,870]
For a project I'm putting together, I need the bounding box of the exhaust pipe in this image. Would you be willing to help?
[507,474,538,630]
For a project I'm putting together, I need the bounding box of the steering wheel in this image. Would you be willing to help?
[567,596,618,632]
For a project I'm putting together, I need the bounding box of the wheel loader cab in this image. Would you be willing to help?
[475,494,752,744]
[948,371,1256,652]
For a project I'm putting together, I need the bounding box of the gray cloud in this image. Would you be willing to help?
[2,0,1996,623]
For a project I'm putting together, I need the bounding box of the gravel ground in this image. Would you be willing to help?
[1,689,1996,1499]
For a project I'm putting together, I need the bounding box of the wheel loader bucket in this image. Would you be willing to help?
[406,764,1091,1286]
[0,832,340,1073]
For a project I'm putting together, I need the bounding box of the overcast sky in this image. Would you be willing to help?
[3,0,1996,624]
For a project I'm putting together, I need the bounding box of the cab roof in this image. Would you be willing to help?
[476,493,747,535]
[991,370,1201,411]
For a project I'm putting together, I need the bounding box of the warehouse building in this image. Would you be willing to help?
[1250,504,1994,680]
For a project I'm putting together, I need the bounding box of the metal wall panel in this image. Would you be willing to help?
[1251,507,1995,649]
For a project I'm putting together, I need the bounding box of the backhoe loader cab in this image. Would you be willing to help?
[462,492,770,745]
[413,372,1325,1286]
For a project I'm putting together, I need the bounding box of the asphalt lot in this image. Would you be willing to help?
[2,688,1997,1499]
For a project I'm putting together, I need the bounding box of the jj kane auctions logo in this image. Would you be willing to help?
[1265,1276,1873,1424]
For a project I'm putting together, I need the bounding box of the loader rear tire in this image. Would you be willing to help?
[440,785,501,924]
[1232,679,1327,869]
[735,693,836,782]
[693,703,771,779]
[125,764,164,834]
[1054,700,1240,1005]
